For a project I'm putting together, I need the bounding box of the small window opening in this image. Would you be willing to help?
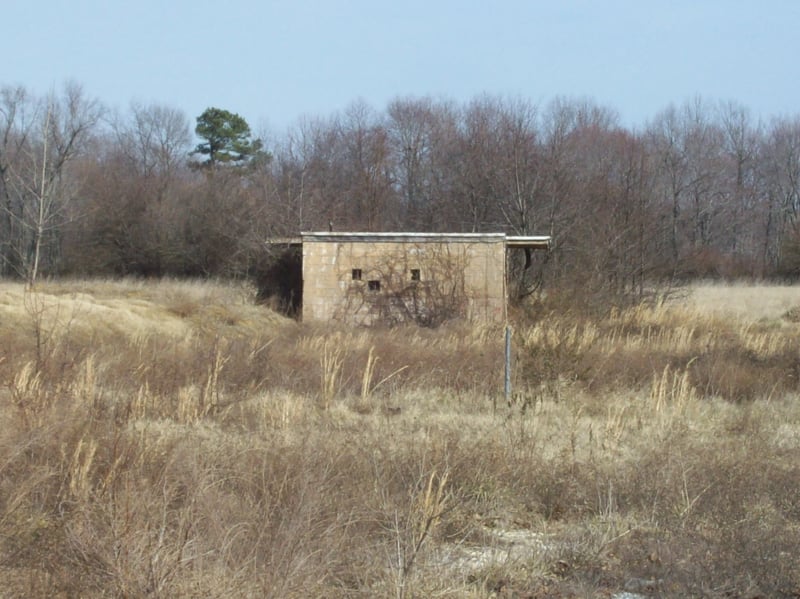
[352,268,362,281]
[368,280,381,291]
[410,268,421,281]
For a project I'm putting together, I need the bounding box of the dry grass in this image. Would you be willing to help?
[0,279,799,597]
[686,280,800,323]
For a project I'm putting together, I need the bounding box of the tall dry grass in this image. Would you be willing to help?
[0,279,798,597]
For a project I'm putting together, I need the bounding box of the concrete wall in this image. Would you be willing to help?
[302,236,506,325]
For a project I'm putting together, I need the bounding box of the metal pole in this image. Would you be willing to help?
[504,325,512,407]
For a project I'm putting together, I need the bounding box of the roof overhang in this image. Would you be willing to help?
[265,236,303,247]
[301,232,509,243]
[265,232,551,250]
[504,235,551,251]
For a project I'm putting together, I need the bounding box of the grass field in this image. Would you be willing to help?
[0,279,799,598]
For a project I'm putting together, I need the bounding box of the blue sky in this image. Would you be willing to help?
[3,1,799,134]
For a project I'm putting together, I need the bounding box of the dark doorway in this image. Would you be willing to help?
[255,248,303,317]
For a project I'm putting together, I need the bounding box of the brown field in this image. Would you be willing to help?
[0,279,799,598]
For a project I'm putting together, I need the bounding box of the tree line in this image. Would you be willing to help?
[2,82,799,304]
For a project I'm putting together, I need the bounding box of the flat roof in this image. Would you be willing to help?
[505,235,552,250]
[266,232,550,249]
[302,232,507,243]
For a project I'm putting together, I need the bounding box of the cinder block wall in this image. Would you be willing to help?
[302,238,506,325]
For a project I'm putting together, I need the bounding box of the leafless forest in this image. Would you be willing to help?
[2,82,800,298]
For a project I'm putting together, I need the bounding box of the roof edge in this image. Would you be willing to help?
[505,235,551,250]
[266,232,551,249]
[301,232,508,243]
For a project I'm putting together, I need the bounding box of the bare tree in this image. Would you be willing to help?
[453,96,506,232]
[121,102,191,180]
[68,102,191,276]
[717,101,763,274]
[116,102,191,274]
[271,114,347,232]
[338,100,396,230]
[0,83,102,283]
[762,117,800,274]
[0,85,30,277]
[535,98,621,282]
[387,97,460,230]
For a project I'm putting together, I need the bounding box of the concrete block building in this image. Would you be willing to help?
[272,232,550,326]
